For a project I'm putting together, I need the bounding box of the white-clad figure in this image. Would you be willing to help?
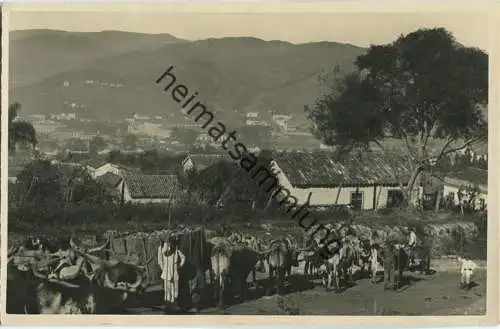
[408,228,417,247]
[458,256,478,290]
[157,235,186,312]
[407,227,417,266]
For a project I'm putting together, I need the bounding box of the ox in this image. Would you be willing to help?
[6,238,149,314]
[209,239,266,308]
[408,244,432,275]
[381,243,409,291]
[358,240,380,284]
[72,238,151,295]
[322,239,356,292]
[302,239,324,279]
[262,238,300,296]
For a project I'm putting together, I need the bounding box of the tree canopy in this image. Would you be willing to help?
[8,102,37,152]
[13,159,116,207]
[306,28,488,204]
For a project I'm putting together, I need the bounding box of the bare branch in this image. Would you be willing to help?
[426,137,481,164]
[430,137,456,163]
[442,138,481,156]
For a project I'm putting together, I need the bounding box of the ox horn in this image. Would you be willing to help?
[8,246,19,258]
[103,271,117,289]
[87,238,111,254]
[33,266,82,289]
[102,271,143,293]
[48,250,70,259]
[69,238,79,251]
[48,279,81,289]
[31,264,49,280]
[74,249,112,269]
[7,246,20,264]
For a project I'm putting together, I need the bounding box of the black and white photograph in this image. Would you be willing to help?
[2,3,497,324]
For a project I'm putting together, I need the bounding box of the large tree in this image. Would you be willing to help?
[306,28,488,205]
[14,159,116,207]
[8,102,37,153]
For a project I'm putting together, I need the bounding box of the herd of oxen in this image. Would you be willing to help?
[6,225,443,315]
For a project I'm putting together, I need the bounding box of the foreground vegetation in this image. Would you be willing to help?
[8,203,487,260]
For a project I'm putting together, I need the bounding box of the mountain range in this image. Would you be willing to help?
[9,29,366,125]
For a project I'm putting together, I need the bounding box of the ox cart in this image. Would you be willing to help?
[107,227,211,313]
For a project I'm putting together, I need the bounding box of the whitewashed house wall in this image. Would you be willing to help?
[270,160,422,210]
[117,181,176,204]
[88,163,123,179]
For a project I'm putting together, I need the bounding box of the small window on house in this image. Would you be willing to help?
[350,190,363,211]
[387,189,404,208]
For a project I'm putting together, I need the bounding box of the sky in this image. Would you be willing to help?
[8,9,490,51]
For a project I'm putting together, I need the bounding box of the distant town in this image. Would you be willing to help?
[15,107,320,155]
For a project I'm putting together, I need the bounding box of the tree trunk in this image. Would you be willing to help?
[434,191,441,212]
[403,166,423,207]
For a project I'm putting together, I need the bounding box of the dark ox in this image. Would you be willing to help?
[302,238,322,278]
[409,244,432,275]
[381,244,409,291]
[209,241,266,308]
[262,238,300,296]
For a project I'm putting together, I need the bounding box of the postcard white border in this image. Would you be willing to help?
[1,1,498,325]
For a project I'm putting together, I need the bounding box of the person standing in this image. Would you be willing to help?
[407,227,417,266]
[158,234,186,313]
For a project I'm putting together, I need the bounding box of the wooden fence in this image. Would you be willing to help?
[104,228,210,286]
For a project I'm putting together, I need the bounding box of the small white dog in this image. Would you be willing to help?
[457,256,478,290]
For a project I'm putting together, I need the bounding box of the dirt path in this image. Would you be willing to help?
[130,266,486,316]
[199,270,486,315]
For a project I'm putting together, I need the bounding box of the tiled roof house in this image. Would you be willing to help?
[269,151,421,210]
[118,173,182,205]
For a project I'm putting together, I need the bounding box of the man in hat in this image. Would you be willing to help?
[158,234,186,313]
